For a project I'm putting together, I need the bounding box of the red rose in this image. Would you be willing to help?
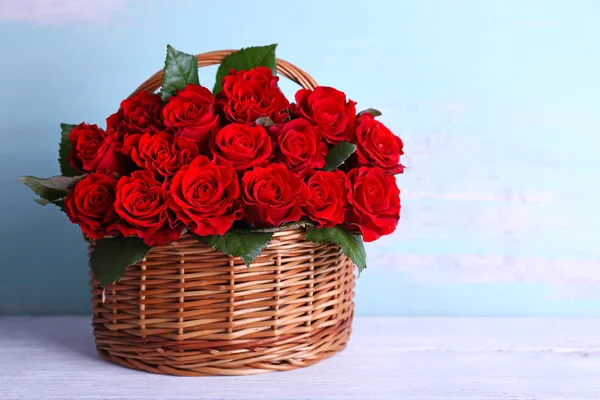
[122,132,199,179]
[114,170,182,246]
[106,91,164,139]
[346,167,400,242]
[291,86,357,144]
[355,113,405,174]
[242,164,310,227]
[169,156,242,236]
[69,123,127,175]
[64,173,120,239]
[212,123,272,172]
[216,67,289,123]
[162,84,219,149]
[270,118,327,173]
[303,170,348,227]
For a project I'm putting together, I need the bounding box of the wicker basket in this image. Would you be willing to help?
[89,50,357,376]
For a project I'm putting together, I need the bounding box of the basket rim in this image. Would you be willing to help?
[85,222,315,243]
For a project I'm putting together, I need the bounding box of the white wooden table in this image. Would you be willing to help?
[1,317,599,399]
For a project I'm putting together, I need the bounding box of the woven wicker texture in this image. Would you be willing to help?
[90,229,355,376]
[132,49,318,96]
[90,51,354,375]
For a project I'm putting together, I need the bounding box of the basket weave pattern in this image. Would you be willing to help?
[89,50,356,376]
[90,228,355,375]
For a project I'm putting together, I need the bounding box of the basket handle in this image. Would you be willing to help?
[131,49,318,96]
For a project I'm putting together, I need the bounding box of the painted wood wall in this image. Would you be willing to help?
[1,0,598,315]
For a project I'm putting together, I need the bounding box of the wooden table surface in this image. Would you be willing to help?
[1,316,599,399]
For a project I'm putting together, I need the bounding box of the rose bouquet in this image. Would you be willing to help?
[19,44,404,288]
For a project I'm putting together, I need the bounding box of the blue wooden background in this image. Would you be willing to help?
[1,0,599,316]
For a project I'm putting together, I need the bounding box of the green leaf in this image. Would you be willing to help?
[34,198,52,206]
[198,229,274,268]
[161,45,200,102]
[18,175,82,202]
[323,141,356,171]
[34,198,65,211]
[90,237,152,288]
[247,221,313,233]
[357,108,382,117]
[58,123,79,177]
[305,226,367,274]
[255,116,275,127]
[213,44,277,94]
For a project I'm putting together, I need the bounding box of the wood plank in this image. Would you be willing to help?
[0,317,599,399]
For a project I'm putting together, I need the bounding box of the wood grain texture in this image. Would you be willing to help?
[4,2,600,317]
[1,317,599,399]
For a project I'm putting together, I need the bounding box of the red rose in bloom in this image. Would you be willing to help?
[122,132,199,179]
[162,84,219,149]
[216,67,289,123]
[303,170,349,227]
[346,167,400,242]
[355,113,405,174]
[169,156,242,236]
[242,164,310,227]
[114,170,182,246]
[106,91,164,139]
[64,173,119,240]
[69,123,127,175]
[291,86,357,144]
[270,118,327,173]
[212,123,272,172]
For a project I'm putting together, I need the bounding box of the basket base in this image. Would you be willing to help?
[94,317,353,376]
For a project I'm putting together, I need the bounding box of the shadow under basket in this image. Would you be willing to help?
[89,227,356,376]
